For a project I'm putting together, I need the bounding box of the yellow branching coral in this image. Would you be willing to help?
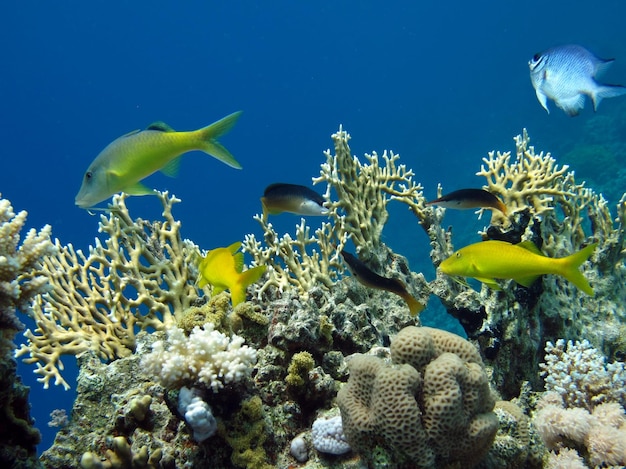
[477,129,626,259]
[478,129,580,223]
[16,191,202,389]
[243,126,430,299]
[314,126,426,255]
[243,217,347,298]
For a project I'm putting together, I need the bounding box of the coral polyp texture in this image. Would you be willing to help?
[16,191,203,389]
[337,326,498,468]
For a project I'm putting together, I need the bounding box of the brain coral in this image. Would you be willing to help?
[337,326,497,468]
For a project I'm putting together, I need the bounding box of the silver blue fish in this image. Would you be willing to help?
[529,44,626,116]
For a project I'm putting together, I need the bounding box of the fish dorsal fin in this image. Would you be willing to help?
[120,129,141,138]
[160,156,182,178]
[146,121,175,132]
[516,241,544,256]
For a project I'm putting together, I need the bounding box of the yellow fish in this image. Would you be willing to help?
[197,242,266,307]
[75,111,242,209]
[439,240,596,296]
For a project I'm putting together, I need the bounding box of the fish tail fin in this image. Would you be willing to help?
[196,111,243,169]
[592,84,626,111]
[231,265,267,306]
[402,292,425,316]
[560,243,597,296]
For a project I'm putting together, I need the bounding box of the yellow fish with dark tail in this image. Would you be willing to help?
[340,250,425,315]
[76,111,242,209]
[197,242,266,307]
[439,240,596,295]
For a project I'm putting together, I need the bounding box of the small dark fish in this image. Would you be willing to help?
[340,250,424,316]
[529,44,626,116]
[261,183,327,219]
[426,188,507,215]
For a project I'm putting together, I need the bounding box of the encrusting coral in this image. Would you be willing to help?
[15,191,203,389]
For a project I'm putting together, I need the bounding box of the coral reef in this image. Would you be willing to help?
[141,324,257,392]
[243,126,431,300]
[17,126,626,469]
[431,129,626,399]
[532,339,626,467]
[15,191,202,390]
[0,194,54,469]
[337,326,498,467]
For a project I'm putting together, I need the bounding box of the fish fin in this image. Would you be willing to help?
[402,293,425,316]
[196,111,243,169]
[591,84,626,111]
[495,199,507,215]
[476,277,502,290]
[535,89,550,114]
[119,129,142,138]
[161,156,182,177]
[212,285,226,296]
[147,121,176,132]
[560,243,597,296]
[516,241,543,256]
[227,241,243,254]
[123,181,156,196]
[594,58,615,77]
[557,94,585,117]
[513,275,541,288]
[231,265,267,306]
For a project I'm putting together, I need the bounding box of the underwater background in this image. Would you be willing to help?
[2,0,626,455]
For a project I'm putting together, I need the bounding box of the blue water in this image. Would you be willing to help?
[3,0,626,453]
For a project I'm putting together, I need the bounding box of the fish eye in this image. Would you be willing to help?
[533,53,540,62]
[85,171,92,180]
[455,252,461,258]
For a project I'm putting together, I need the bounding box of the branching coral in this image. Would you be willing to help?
[477,129,580,223]
[314,126,427,255]
[16,191,202,389]
[539,339,626,411]
[141,324,257,392]
[243,126,431,299]
[0,195,55,340]
[0,193,54,465]
[243,217,347,298]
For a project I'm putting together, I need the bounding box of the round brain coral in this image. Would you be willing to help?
[337,326,497,468]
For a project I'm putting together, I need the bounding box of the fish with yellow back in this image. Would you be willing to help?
[197,242,266,307]
[439,240,596,296]
[75,111,243,209]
